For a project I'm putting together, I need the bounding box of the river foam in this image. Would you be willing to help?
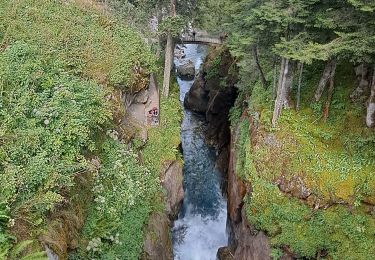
[172,44,228,260]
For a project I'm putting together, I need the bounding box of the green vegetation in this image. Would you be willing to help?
[70,139,159,259]
[158,15,187,37]
[70,74,182,259]
[196,1,375,258]
[246,179,375,260]
[233,64,375,259]
[69,76,183,260]
[143,77,183,175]
[3,0,374,258]
[0,0,176,259]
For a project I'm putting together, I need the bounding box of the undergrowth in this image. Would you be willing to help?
[0,0,157,258]
[142,77,183,176]
[69,139,159,259]
[233,61,375,259]
[69,74,183,259]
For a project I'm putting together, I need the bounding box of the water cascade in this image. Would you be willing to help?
[172,44,228,260]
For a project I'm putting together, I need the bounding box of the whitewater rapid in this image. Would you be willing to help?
[172,44,228,260]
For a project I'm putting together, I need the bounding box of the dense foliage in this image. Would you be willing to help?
[0,0,162,258]
[70,75,183,259]
[70,139,159,259]
[197,0,375,259]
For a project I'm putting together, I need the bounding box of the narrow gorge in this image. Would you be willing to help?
[1,1,375,260]
[173,44,228,259]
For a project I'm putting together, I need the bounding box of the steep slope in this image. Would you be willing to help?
[228,63,375,259]
[0,1,180,259]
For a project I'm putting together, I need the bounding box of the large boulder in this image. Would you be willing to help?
[174,47,186,60]
[177,60,195,80]
[217,247,234,260]
[183,77,209,113]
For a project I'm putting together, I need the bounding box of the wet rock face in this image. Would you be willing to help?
[177,60,195,80]
[183,77,208,113]
[233,215,271,260]
[227,127,247,224]
[161,161,184,220]
[205,86,237,149]
[225,125,273,260]
[184,47,238,150]
[217,246,234,260]
[142,212,173,260]
[142,160,184,260]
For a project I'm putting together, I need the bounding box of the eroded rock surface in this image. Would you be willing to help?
[225,125,272,260]
[142,212,173,260]
[161,161,184,220]
[142,159,184,259]
[184,48,237,150]
[177,60,195,80]
[183,77,208,113]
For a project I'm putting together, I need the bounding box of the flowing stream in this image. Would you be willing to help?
[172,44,228,260]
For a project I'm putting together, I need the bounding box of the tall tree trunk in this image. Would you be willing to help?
[252,45,268,88]
[272,58,295,126]
[366,67,375,127]
[162,0,177,97]
[162,33,173,97]
[323,66,336,121]
[272,56,278,100]
[296,62,304,111]
[315,59,337,102]
[155,7,163,59]
[283,62,294,109]
[170,0,176,16]
[272,58,289,126]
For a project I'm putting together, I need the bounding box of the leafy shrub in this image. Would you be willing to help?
[71,77,183,259]
[158,15,186,37]
[73,139,159,259]
[0,0,156,90]
[0,40,111,213]
[205,55,222,81]
[142,79,183,175]
[0,0,157,257]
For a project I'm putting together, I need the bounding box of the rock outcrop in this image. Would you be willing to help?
[183,77,208,113]
[231,209,271,260]
[142,160,184,260]
[217,246,234,260]
[183,47,271,259]
[177,60,195,80]
[142,212,173,260]
[225,124,272,260]
[161,160,184,220]
[184,47,237,156]
[123,74,160,127]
